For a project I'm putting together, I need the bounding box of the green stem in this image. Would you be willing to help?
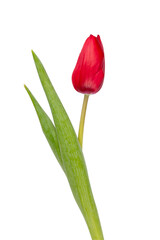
[78,94,89,148]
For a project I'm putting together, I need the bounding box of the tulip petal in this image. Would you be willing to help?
[24,85,64,170]
[31,51,104,240]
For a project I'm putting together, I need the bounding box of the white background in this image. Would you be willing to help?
[0,0,160,239]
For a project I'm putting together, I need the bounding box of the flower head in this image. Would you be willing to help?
[72,35,105,94]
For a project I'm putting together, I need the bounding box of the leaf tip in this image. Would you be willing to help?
[31,49,34,55]
[31,50,37,60]
[24,84,28,91]
[24,85,30,96]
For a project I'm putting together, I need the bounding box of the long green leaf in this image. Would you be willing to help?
[31,51,104,240]
[24,85,64,170]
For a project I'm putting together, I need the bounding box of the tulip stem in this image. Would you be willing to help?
[78,94,89,148]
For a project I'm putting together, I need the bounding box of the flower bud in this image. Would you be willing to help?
[72,34,105,94]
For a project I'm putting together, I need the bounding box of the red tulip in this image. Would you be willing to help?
[72,34,105,94]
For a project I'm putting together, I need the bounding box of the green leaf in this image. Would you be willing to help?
[24,85,64,171]
[30,51,104,240]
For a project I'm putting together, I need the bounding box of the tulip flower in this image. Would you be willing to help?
[72,34,105,94]
[72,35,105,147]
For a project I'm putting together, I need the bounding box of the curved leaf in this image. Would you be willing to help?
[24,85,64,170]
